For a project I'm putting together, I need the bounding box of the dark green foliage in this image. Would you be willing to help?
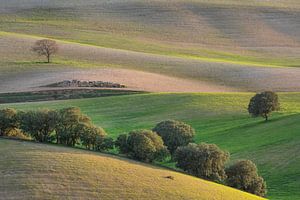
[117,130,169,162]
[96,137,114,151]
[115,134,129,153]
[56,107,91,146]
[153,120,195,154]
[0,108,19,136]
[18,109,58,142]
[248,91,280,121]
[226,160,267,197]
[80,124,106,150]
[174,143,229,182]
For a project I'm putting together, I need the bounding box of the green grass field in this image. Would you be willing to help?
[1,92,300,200]
[0,1,299,199]
[0,138,266,200]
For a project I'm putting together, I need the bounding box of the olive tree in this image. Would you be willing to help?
[153,120,195,154]
[226,160,267,197]
[116,130,169,162]
[56,107,91,146]
[175,143,229,182]
[32,39,58,63]
[0,108,19,136]
[80,124,107,150]
[248,91,280,121]
[96,137,114,151]
[18,109,58,142]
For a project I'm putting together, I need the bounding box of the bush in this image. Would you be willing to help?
[115,134,129,153]
[96,137,114,151]
[0,108,19,136]
[80,124,107,150]
[248,91,280,121]
[56,107,91,146]
[117,130,169,162]
[18,109,58,143]
[153,120,195,154]
[226,160,267,197]
[175,143,229,182]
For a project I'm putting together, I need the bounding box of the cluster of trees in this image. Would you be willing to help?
[115,120,266,197]
[0,107,113,152]
[1,91,276,197]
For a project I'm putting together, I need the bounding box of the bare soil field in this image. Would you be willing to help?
[1,34,300,93]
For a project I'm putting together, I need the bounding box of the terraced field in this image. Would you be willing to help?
[2,92,300,200]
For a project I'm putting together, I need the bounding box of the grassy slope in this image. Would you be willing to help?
[0,139,265,200]
[1,92,300,200]
[0,0,299,68]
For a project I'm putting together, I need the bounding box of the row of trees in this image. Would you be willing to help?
[115,120,267,197]
[0,107,113,151]
[0,109,267,197]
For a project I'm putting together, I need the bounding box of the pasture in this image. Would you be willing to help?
[2,92,300,200]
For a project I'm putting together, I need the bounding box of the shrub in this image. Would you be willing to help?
[153,120,195,154]
[56,107,91,146]
[115,134,129,154]
[96,137,114,151]
[226,160,267,197]
[175,143,229,182]
[80,124,106,150]
[18,109,58,142]
[117,130,169,162]
[248,91,280,121]
[0,108,19,136]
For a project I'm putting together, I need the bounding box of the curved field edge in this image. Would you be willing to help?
[1,92,300,200]
[0,30,297,69]
[0,138,265,200]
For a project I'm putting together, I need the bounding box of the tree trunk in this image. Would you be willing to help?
[265,115,268,121]
[47,55,50,63]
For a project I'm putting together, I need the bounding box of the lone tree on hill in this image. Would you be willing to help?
[248,91,280,121]
[32,39,58,63]
[226,160,267,197]
[153,120,195,155]
[174,143,229,182]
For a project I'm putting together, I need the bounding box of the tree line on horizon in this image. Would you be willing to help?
[0,89,280,198]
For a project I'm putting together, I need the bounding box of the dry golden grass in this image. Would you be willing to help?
[0,138,266,200]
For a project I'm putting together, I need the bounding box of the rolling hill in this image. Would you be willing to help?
[0,0,300,93]
[2,92,300,200]
[0,1,299,199]
[0,138,265,200]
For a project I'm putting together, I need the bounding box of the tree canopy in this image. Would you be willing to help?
[32,39,58,63]
[248,91,280,121]
[226,160,267,197]
[175,143,229,182]
[0,108,18,136]
[153,120,195,154]
[116,130,169,162]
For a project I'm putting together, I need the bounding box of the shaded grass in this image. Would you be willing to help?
[1,92,300,199]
